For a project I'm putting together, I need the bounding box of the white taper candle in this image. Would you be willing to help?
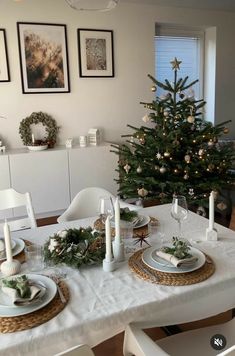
[105,215,112,262]
[114,197,121,244]
[209,191,214,230]
[3,220,12,262]
[32,133,35,144]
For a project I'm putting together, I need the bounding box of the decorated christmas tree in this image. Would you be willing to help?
[112,58,235,210]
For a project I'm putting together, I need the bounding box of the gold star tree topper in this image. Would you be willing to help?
[170,57,182,70]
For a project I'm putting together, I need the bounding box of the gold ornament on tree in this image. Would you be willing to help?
[187,115,195,124]
[136,165,142,173]
[223,127,229,134]
[184,154,191,163]
[124,163,131,173]
[142,114,150,123]
[137,188,148,197]
[151,85,157,92]
[159,166,166,174]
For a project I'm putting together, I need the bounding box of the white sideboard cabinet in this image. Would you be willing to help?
[0,144,118,219]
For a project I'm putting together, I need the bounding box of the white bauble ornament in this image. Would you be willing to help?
[187,115,195,124]
[163,111,169,117]
[159,166,166,174]
[142,114,150,123]
[164,151,170,157]
[124,163,131,173]
[136,165,142,173]
[208,140,214,147]
[217,202,227,211]
[184,154,191,163]
[189,188,194,196]
[183,174,189,180]
[0,239,5,252]
[137,188,148,197]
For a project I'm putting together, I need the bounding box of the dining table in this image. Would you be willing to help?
[0,203,235,356]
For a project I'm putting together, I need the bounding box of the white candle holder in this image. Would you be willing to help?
[103,257,116,272]
[112,240,125,262]
[1,259,21,276]
[206,228,218,241]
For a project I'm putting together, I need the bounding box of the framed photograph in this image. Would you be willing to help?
[17,22,70,94]
[77,29,114,78]
[0,29,10,82]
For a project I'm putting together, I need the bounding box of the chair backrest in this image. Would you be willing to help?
[54,344,94,356]
[0,188,37,232]
[57,187,141,223]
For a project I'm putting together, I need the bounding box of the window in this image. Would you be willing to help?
[155,25,204,99]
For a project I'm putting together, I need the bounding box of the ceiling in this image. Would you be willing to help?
[123,0,235,12]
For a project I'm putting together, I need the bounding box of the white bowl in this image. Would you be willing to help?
[27,145,48,151]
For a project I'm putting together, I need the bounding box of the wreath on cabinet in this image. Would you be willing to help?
[19,111,60,148]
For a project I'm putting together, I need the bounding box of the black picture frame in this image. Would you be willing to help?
[17,22,70,94]
[0,29,10,82]
[77,29,114,78]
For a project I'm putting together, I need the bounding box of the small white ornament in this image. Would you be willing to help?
[57,230,67,239]
[136,165,142,173]
[137,188,148,197]
[189,188,194,196]
[184,154,191,163]
[65,138,73,148]
[48,238,59,253]
[187,115,195,124]
[163,111,169,117]
[159,166,166,174]
[208,140,214,147]
[124,163,131,173]
[164,151,170,157]
[142,114,150,123]
[198,149,204,156]
[184,174,189,180]
[156,152,162,160]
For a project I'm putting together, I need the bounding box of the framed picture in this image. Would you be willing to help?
[0,29,10,82]
[77,29,114,78]
[17,22,70,94]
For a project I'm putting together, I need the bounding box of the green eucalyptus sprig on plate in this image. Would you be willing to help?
[1,275,31,298]
[43,227,105,269]
[161,237,192,259]
[120,207,138,222]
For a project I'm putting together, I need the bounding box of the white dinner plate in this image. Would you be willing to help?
[0,238,16,254]
[142,246,206,274]
[111,215,150,229]
[0,274,57,317]
[0,238,25,262]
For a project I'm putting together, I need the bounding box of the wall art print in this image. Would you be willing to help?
[0,29,10,82]
[77,29,114,77]
[17,22,70,94]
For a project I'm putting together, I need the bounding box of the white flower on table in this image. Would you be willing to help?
[57,230,68,239]
[48,238,59,253]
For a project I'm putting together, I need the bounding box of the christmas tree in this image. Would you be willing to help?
[112,58,235,209]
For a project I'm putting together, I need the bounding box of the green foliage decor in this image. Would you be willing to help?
[43,227,105,269]
[162,237,192,259]
[19,111,59,146]
[112,58,235,207]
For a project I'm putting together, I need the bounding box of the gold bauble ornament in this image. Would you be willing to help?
[151,85,157,92]
[139,137,145,145]
[163,111,169,117]
[136,165,142,173]
[164,151,170,157]
[208,139,214,147]
[159,166,166,174]
[137,188,148,197]
[187,115,195,124]
[198,148,204,156]
[223,127,229,134]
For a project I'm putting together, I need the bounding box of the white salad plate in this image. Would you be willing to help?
[111,215,150,229]
[27,145,48,151]
[0,238,16,252]
[0,274,57,317]
[0,238,25,262]
[142,246,206,274]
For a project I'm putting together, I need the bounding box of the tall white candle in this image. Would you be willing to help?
[32,133,35,144]
[174,198,178,214]
[209,191,214,230]
[105,215,112,262]
[3,220,12,262]
[114,197,121,244]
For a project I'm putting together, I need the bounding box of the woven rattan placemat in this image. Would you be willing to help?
[129,248,215,286]
[0,280,69,333]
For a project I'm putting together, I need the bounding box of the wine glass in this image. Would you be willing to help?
[171,195,188,237]
[98,196,114,223]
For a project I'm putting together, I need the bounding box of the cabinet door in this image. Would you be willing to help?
[69,144,118,200]
[10,150,70,216]
[0,155,13,219]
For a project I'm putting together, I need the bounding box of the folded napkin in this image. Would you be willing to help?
[156,250,198,268]
[2,284,42,306]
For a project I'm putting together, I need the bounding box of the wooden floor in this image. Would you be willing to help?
[37,214,234,356]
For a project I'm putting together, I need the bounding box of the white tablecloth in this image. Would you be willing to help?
[0,204,235,356]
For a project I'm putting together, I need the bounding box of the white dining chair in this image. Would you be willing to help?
[123,318,235,356]
[54,344,94,356]
[0,188,37,231]
[57,186,141,222]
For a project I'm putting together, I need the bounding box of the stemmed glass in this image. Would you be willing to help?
[171,195,188,237]
[98,196,114,224]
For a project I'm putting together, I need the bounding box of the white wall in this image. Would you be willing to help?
[0,0,234,149]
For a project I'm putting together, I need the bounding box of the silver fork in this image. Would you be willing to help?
[50,276,66,303]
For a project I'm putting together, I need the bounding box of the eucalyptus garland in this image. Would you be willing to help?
[43,227,105,269]
[19,111,59,146]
